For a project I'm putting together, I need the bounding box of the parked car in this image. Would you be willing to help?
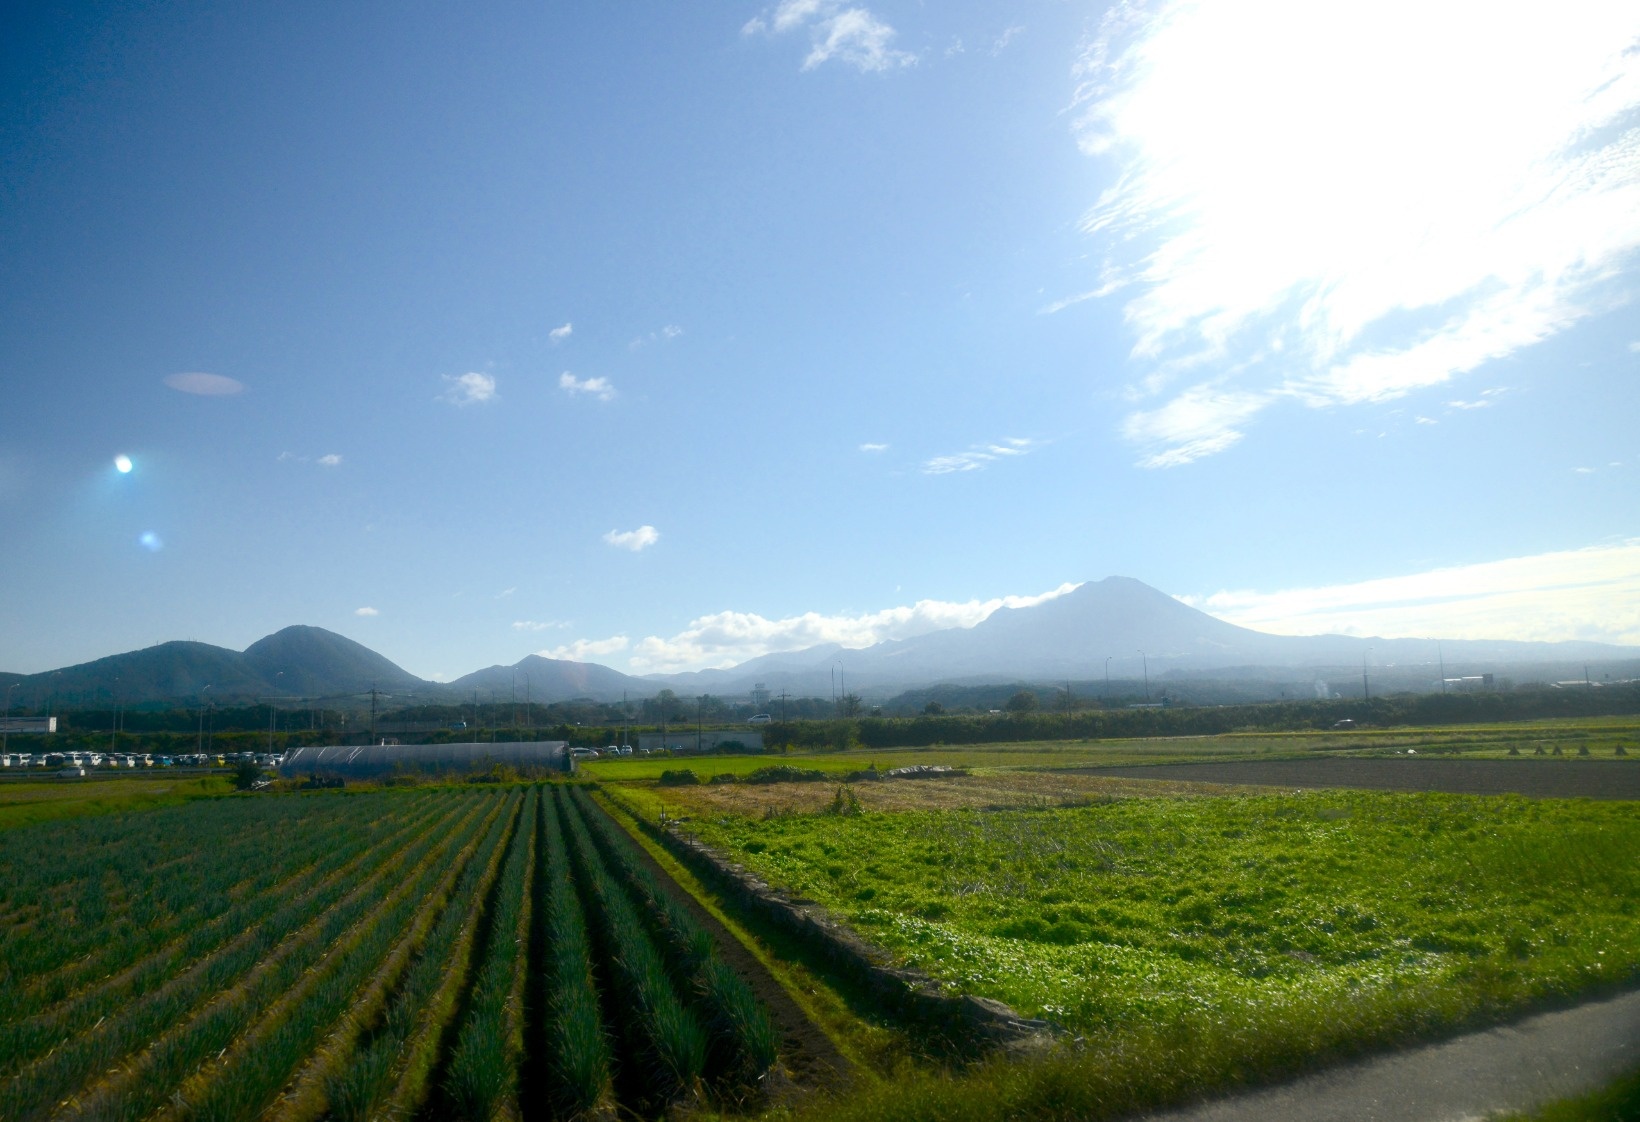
[747,714,773,725]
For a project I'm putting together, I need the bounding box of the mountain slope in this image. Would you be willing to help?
[244,626,423,696]
[447,654,653,703]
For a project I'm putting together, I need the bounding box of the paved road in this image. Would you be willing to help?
[1079,759,1640,800]
[1138,989,1640,1122]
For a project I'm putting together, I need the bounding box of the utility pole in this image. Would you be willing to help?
[1104,656,1112,703]
[1137,651,1149,702]
[1363,648,1372,702]
[777,690,790,723]
[370,686,379,746]
[3,682,17,754]
[1438,640,1445,694]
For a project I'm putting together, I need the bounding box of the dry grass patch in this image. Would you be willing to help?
[652,771,1266,818]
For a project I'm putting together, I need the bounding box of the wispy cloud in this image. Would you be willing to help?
[540,636,630,662]
[1179,540,1640,645]
[317,453,342,467]
[549,322,573,343]
[613,582,1081,673]
[743,1,916,72]
[439,372,497,406]
[922,437,1037,475]
[991,25,1023,55]
[279,451,344,467]
[859,442,890,453]
[603,525,660,552]
[559,372,616,401]
[628,324,683,350]
[1069,0,1640,467]
[354,606,379,617]
[512,619,568,632]
[164,371,245,396]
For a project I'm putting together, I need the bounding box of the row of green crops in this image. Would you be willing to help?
[568,788,778,1085]
[0,792,451,1080]
[0,784,783,1122]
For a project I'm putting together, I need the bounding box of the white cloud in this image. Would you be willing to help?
[317,453,342,467]
[540,636,631,662]
[559,372,616,401]
[859,442,890,453]
[1574,466,1596,474]
[439,372,497,406]
[992,25,1023,55]
[1180,541,1640,646]
[603,525,660,552]
[549,322,573,342]
[1414,416,1437,425]
[1447,399,1491,410]
[618,582,1082,673]
[1121,388,1268,468]
[744,0,916,72]
[1070,0,1640,467]
[1629,341,1640,353]
[513,619,568,631]
[355,607,379,617]
[628,324,684,349]
[922,437,1037,475]
[164,372,245,396]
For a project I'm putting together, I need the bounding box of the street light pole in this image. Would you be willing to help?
[1104,656,1112,702]
[3,682,17,754]
[1137,650,1149,702]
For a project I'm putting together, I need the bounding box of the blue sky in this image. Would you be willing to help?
[2,0,1637,680]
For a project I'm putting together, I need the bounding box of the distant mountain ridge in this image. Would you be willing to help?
[3,577,1635,708]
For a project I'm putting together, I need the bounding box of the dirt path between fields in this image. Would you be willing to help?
[583,798,855,1105]
[1075,758,1640,799]
[1135,987,1640,1122]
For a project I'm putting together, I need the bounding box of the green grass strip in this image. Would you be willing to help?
[539,787,613,1116]
[561,786,707,1101]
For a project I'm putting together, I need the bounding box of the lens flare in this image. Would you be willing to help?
[114,455,133,474]
[139,532,163,551]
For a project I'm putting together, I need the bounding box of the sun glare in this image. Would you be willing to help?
[1080,0,1640,463]
[114,454,133,474]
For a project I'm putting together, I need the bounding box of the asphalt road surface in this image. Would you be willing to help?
[1137,989,1640,1122]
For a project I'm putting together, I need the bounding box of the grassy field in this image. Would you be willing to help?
[0,774,232,829]
[650,785,1638,1120]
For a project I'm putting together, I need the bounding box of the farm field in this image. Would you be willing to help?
[0,784,791,1121]
[580,715,1640,784]
[0,774,232,830]
[653,783,1640,1120]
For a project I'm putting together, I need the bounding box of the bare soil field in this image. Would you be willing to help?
[1076,757,1640,799]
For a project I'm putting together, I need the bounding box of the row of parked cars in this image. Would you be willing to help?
[0,751,285,776]
[569,744,652,761]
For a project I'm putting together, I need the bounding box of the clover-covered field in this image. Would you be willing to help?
[683,790,1640,1051]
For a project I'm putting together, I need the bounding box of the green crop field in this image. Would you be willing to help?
[0,785,778,1121]
[674,788,1640,1119]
